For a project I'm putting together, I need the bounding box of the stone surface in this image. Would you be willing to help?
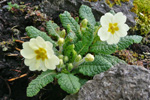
[64,64,150,100]
[40,0,136,27]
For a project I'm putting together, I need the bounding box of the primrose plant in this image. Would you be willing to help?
[20,5,142,97]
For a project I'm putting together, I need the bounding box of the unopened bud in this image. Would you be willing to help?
[57,59,64,68]
[85,53,94,62]
[58,38,64,46]
[81,19,88,28]
[58,54,64,59]
[61,68,69,73]
[68,63,74,71]
[60,29,66,38]
[75,55,82,62]
[59,59,64,65]
[70,44,75,48]
[63,56,69,63]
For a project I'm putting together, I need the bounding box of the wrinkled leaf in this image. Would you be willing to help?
[56,73,81,94]
[27,70,56,97]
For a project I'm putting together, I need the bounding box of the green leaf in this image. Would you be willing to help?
[90,35,142,53]
[75,26,94,55]
[46,20,60,38]
[75,41,89,56]
[79,5,96,26]
[79,55,112,76]
[100,54,126,65]
[78,77,88,86]
[63,44,77,62]
[128,35,143,43]
[117,35,142,50]
[26,26,56,46]
[90,41,117,55]
[27,70,56,97]
[59,11,81,35]
[66,31,78,43]
[56,73,81,94]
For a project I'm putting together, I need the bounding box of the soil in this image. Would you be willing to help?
[0,0,149,100]
[0,0,67,100]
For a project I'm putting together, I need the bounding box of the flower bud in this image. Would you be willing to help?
[57,38,64,46]
[63,56,69,63]
[80,19,88,28]
[58,54,64,59]
[60,29,66,38]
[68,63,74,71]
[59,59,64,65]
[61,68,69,73]
[85,53,94,62]
[75,55,82,62]
[57,59,64,69]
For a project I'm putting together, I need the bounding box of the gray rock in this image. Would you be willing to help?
[40,0,136,27]
[64,64,150,100]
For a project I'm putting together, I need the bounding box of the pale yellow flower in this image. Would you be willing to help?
[98,12,129,44]
[20,36,59,71]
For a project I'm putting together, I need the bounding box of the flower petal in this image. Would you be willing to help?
[36,36,46,48]
[24,57,38,71]
[45,41,54,58]
[45,55,59,70]
[98,27,110,41]
[107,34,120,44]
[123,24,129,31]
[29,38,39,50]
[46,41,53,49]
[30,59,41,71]
[100,13,113,26]
[20,42,36,59]
[116,24,129,37]
[39,60,47,71]
[45,59,56,70]
[113,12,126,25]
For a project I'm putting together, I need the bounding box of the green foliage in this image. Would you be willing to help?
[59,11,81,36]
[56,73,81,94]
[46,21,60,38]
[78,78,88,86]
[79,5,96,26]
[26,26,56,46]
[7,2,19,11]
[25,4,142,97]
[90,41,117,54]
[100,54,126,65]
[90,35,142,54]
[63,44,77,62]
[79,55,112,76]
[117,35,142,50]
[27,70,56,97]
[79,54,125,76]
[65,26,78,43]
[75,26,94,55]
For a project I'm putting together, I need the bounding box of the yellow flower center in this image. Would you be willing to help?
[108,23,119,34]
[34,48,48,61]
